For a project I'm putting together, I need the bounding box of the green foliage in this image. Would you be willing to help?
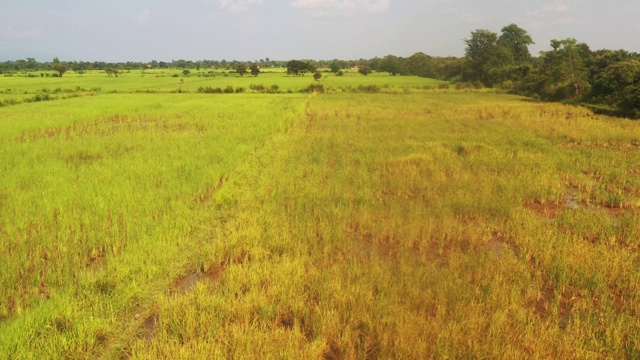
[51,57,68,77]
[463,29,500,84]
[358,66,372,76]
[250,63,260,77]
[523,38,591,101]
[236,63,248,76]
[303,83,324,93]
[379,55,405,76]
[105,68,119,77]
[463,25,534,87]
[406,52,436,78]
[329,60,346,73]
[497,24,534,64]
[286,60,315,76]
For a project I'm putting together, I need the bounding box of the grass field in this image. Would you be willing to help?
[1,73,640,359]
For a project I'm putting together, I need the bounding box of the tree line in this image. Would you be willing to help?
[1,25,638,117]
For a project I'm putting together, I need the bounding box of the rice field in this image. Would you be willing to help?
[1,73,640,359]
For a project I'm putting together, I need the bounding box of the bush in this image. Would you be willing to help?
[304,84,324,93]
[336,71,344,76]
[357,84,380,93]
[235,87,245,93]
[268,85,280,94]
[438,83,450,90]
[250,84,266,93]
[223,85,234,93]
[198,86,223,94]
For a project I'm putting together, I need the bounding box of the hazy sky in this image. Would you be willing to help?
[1,0,639,62]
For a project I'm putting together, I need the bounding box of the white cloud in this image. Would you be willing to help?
[543,3,569,13]
[462,12,483,23]
[527,2,569,17]
[556,17,579,25]
[218,0,264,11]
[290,0,390,16]
[135,9,151,27]
[5,27,44,39]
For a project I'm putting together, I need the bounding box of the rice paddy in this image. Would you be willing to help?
[1,70,640,359]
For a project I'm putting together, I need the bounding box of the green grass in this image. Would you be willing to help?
[1,74,640,359]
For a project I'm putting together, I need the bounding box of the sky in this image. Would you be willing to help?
[1,0,639,62]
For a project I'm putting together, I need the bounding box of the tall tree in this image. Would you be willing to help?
[51,57,67,77]
[497,24,534,65]
[236,63,248,76]
[379,55,404,76]
[406,52,436,78]
[250,63,260,77]
[526,38,591,100]
[286,60,315,76]
[463,29,500,85]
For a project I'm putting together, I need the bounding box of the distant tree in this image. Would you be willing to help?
[250,63,260,77]
[497,24,534,65]
[313,71,322,81]
[379,55,404,76]
[524,38,591,100]
[406,52,436,78]
[358,66,372,76]
[105,68,119,77]
[463,29,500,85]
[286,60,315,76]
[51,57,67,77]
[25,57,38,70]
[236,63,248,76]
[329,60,347,73]
[182,69,191,76]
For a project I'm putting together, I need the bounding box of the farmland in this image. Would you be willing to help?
[2,70,640,359]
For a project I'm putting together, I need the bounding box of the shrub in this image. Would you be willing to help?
[438,83,450,90]
[304,84,324,93]
[268,85,280,94]
[250,84,266,93]
[223,85,234,93]
[357,84,380,93]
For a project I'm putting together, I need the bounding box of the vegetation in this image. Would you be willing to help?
[250,63,260,77]
[358,65,372,76]
[286,60,316,76]
[236,63,247,77]
[0,26,639,357]
[1,71,640,359]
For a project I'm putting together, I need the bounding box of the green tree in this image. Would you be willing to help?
[182,69,191,77]
[236,63,248,76]
[105,68,119,77]
[358,66,372,76]
[379,55,404,76]
[329,60,347,73]
[250,63,260,77]
[286,60,315,76]
[51,57,67,77]
[463,29,500,85]
[524,38,591,100]
[313,71,322,81]
[406,52,436,78]
[497,24,534,65]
